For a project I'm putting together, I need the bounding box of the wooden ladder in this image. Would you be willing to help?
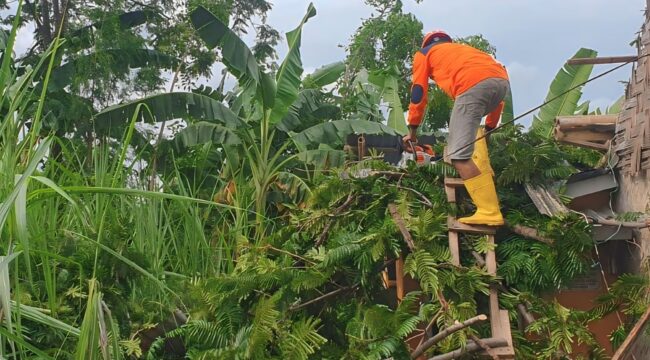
[445,175,515,359]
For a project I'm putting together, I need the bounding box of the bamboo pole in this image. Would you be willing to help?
[566,56,637,65]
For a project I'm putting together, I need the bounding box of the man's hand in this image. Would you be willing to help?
[484,125,494,142]
[402,126,419,152]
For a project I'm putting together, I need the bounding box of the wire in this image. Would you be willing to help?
[447,54,648,159]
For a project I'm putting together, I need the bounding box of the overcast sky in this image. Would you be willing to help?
[264,0,645,126]
[9,1,645,127]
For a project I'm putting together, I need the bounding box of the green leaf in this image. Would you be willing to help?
[296,147,346,169]
[0,0,22,93]
[270,3,317,121]
[74,10,159,34]
[276,89,340,133]
[95,92,245,132]
[606,95,625,114]
[69,10,161,48]
[12,301,80,336]
[303,61,346,89]
[292,119,398,147]
[171,122,242,152]
[258,70,277,109]
[190,5,259,86]
[49,49,177,90]
[530,48,597,138]
[369,68,407,134]
[74,279,104,360]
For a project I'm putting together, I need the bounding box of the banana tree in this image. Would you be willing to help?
[89,4,397,241]
[530,48,598,139]
[189,3,399,239]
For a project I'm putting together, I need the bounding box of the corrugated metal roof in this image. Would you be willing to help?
[524,183,569,216]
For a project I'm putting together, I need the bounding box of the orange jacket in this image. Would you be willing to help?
[407,42,509,128]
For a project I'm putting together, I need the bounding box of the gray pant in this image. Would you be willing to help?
[447,78,510,160]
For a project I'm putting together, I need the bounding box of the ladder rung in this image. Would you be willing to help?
[444,177,464,188]
[447,218,497,235]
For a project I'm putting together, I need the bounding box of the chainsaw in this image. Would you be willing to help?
[397,141,437,168]
[345,134,441,168]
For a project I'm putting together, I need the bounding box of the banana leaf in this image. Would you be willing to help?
[368,67,407,134]
[269,3,317,122]
[95,92,245,132]
[297,146,346,169]
[171,122,242,153]
[190,5,259,87]
[292,119,397,147]
[276,89,341,133]
[606,95,625,114]
[530,48,597,138]
[303,61,346,89]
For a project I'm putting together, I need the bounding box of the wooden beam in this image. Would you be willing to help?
[612,306,650,360]
[556,114,618,127]
[396,256,405,301]
[566,56,638,65]
[444,177,464,188]
[448,230,460,266]
[486,236,502,339]
[447,218,497,235]
[557,130,616,142]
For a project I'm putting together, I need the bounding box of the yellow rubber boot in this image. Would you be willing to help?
[458,172,504,226]
[472,127,494,177]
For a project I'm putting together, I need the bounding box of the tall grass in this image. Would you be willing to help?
[0,3,238,358]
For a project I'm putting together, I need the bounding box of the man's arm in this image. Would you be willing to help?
[485,101,504,132]
[404,52,429,148]
[407,52,430,127]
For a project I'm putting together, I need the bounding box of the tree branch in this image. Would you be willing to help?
[506,222,554,245]
[315,193,355,247]
[289,259,396,312]
[397,185,434,208]
[469,334,499,360]
[289,284,359,312]
[388,203,416,252]
[427,338,508,360]
[410,314,488,359]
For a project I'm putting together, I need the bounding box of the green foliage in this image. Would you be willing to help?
[526,300,601,359]
[0,2,640,360]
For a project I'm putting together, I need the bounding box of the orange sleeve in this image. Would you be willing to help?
[485,101,504,129]
[407,52,430,127]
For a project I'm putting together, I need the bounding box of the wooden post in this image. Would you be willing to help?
[486,235,501,337]
[448,230,460,266]
[396,256,405,301]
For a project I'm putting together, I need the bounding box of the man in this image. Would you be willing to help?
[404,30,509,226]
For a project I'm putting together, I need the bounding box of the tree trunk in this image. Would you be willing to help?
[40,0,53,48]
